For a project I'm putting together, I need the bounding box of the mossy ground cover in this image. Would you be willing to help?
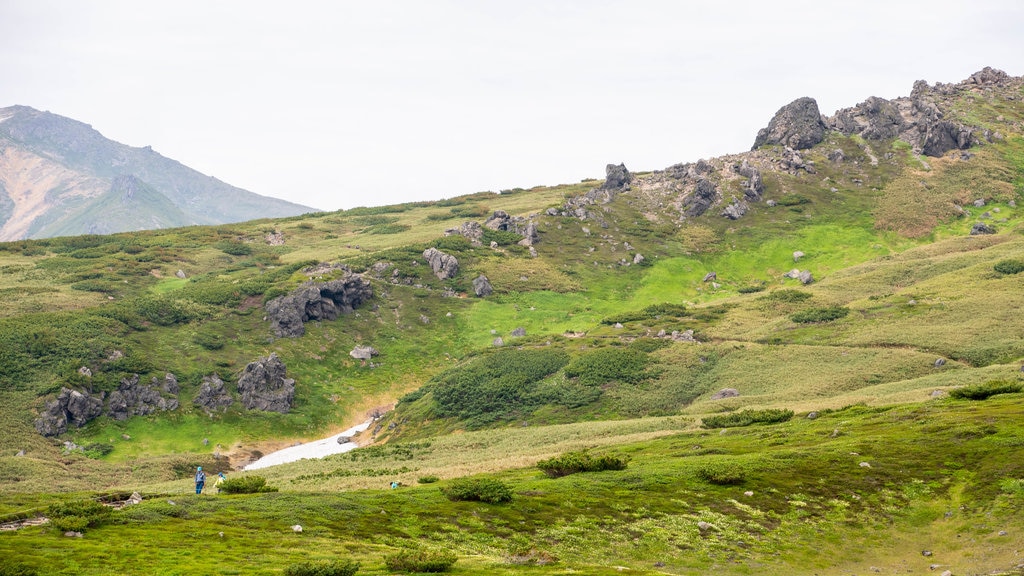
[2,396,1023,575]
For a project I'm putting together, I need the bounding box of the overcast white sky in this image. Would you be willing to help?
[1,1,1021,211]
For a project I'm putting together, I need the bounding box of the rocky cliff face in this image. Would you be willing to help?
[265,272,374,338]
[0,105,314,240]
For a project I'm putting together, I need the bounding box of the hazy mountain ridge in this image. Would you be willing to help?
[0,105,315,240]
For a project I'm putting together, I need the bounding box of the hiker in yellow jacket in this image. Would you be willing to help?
[214,472,226,493]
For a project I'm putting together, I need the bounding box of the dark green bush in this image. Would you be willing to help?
[737,284,766,294]
[431,348,569,426]
[193,332,225,351]
[46,499,112,533]
[790,306,850,323]
[418,475,440,484]
[949,380,1023,400]
[384,548,457,573]
[365,223,411,235]
[283,559,360,576]
[214,241,253,256]
[219,475,279,494]
[537,450,629,478]
[701,408,794,429]
[758,289,812,303]
[994,259,1024,275]
[564,347,651,386]
[695,461,747,485]
[602,303,688,325]
[83,443,114,458]
[441,478,513,503]
[0,564,38,576]
[481,228,523,246]
[776,194,810,206]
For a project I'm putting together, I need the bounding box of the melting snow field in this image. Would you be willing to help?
[244,419,373,470]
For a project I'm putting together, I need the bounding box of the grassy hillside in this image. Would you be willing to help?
[0,73,1023,574]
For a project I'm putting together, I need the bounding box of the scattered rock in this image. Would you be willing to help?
[743,491,754,497]
[175,269,187,279]
[444,221,484,246]
[860,462,872,468]
[64,531,83,538]
[14,449,25,457]
[697,521,718,534]
[291,525,303,533]
[350,345,379,361]
[237,353,296,413]
[970,222,996,235]
[510,327,526,337]
[127,492,143,505]
[702,272,717,282]
[35,388,104,436]
[798,271,814,285]
[107,373,179,421]
[601,163,632,190]
[934,358,946,368]
[922,550,933,557]
[710,388,740,400]
[806,412,819,420]
[633,253,645,265]
[472,275,493,297]
[336,436,352,444]
[492,337,504,347]
[77,366,92,378]
[793,251,805,262]
[422,247,459,280]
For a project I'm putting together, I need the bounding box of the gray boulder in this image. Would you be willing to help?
[737,160,764,201]
[444,221,484,246]
[752,97,827,151]
[710,388,740,400]
[350,345,379,360]
[483,210,512,231]
[828,96,905,140]
[511,327,526,337]
[798,271,814,285]
[423,247,459,280]
[473,275,493,297]
[158,373,179,395]
[193,375,234,413]
[518,220,540,247]
[237,353,295,413]
[970,222,996,235]
[601,163,632,190]
[265,273,373,338]
[34,387,104,436]
[721,199,748,220]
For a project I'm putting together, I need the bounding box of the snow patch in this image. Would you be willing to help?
[243,419,373,471]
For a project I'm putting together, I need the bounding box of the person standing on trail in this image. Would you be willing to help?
[214,472,226,493]
[195,466,206,494]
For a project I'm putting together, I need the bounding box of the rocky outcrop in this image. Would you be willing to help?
[35,388,104,436]
[683,178,719,217]
[193,375,234,413]
[736,160,764,201]
[237,353,295,413]
[601,163,632,190]
[423,247,459,280]
[444,221,484,246]
[107,374,179,421]
[265,273,373,338]
[472,275,493,297]
[752,97,827,151]
[350,345,379,360]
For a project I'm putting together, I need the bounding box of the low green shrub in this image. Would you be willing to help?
[737,284,766,294]
[193,332,225,351]
[602,303,688,324]
[536,450,629,478]
[994,259,1024,274]
[0,564,38,576]
[384,548,458,573]
[46,499,112,533]
[283,559,360,576]
[564,347,651,385]
[366,223,411,235]
[214,241,253,256]
[82,443,114,459]
[441,478,513,503]
[701,409,794,429]
[695,461,747,485]
[758,289,812,303]
[481,228,523,246]
[219,475,279,494]
[790,306,850,323]
[418,475,440,484]
[949,380,1023,400]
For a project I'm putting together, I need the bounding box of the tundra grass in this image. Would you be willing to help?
[3,396,1023,575]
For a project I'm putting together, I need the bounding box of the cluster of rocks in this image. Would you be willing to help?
[444,209,540,248]
[35,373,181,436]
[36,355,300,435]
[265,271,373,338]
[556,164,634,221]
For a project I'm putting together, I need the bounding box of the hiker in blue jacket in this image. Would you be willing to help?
[195,466,206,494]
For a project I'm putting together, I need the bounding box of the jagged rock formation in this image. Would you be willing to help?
[193,375,234,413]
[444,221,484,246]
[752,97,827,151]
[265,272,373,338]
[34,388,104,436]
[601,163,632,190]
[107,374,179,421]
[237,354,295,413]
[423,247,459,280]
[350,345,379,360]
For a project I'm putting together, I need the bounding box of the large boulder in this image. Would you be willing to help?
[107,374,178,421]
[752,97,827,151]
[34,388,103,436]
[472,275,493,297]
[444,221,484,245]
[828,96,905,140]
[193,375,234,413]
[601,163,632,190]
[237,353,295,413]
[265,273,373,338]
[683,178,719,217]
[423,247,459,280]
